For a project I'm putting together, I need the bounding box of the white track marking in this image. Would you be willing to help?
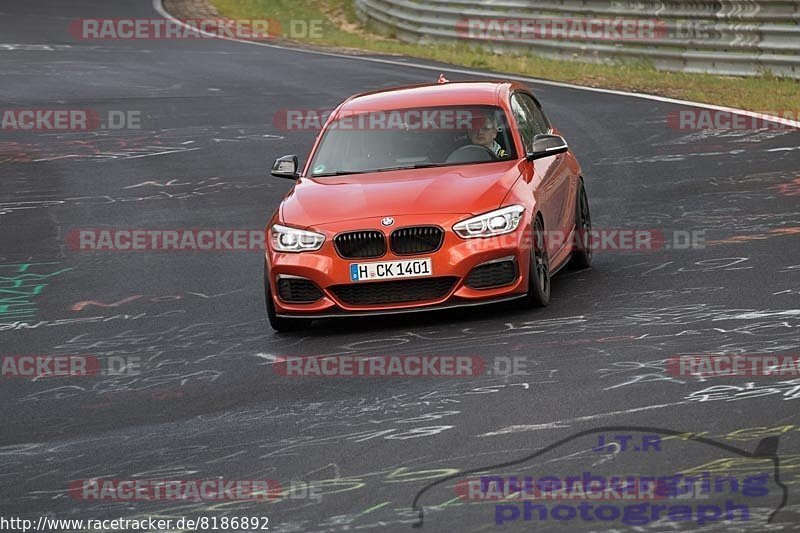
[479,401,691,436]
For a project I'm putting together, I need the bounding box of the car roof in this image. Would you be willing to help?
[337,80,527,112]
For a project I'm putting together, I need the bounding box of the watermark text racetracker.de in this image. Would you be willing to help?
[459,471,769,527]
[69,18,323,40]
[455,17,717,41]
[667,109,800,131]
[69,478,297,501]
[1,355,141,378]
[273,108,488,131]
[0,109,140,132]
[273,355,530,377]
[668,354,800,378]
[67,229,266,251]
[66,228,706,252]
[467,228,706,253]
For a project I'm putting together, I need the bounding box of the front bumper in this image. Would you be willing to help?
[266,214,532,318]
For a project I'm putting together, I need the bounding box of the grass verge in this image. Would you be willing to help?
[210,0,799,113]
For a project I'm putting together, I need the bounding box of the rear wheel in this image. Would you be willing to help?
[571,180,592,269]
[524,216,550,307]
[265,264,311,332]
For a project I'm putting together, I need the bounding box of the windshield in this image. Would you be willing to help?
[307,105,517,176]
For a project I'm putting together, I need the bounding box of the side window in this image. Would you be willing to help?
[494,110,515,159]
[531,98,550,134]
[517,93,550,135]
[510,94,535,152]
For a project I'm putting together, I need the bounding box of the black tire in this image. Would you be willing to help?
[264,264,311,332]
[570,180,592,269]
[524,216,550,307]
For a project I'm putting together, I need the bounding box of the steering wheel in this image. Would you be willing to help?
[445,144,498,164]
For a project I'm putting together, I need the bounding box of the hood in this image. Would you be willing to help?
[281,161,523,228]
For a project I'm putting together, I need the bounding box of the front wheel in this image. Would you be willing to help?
[570,180,592,269]
[524,217,550,307]
[265,264,312,332]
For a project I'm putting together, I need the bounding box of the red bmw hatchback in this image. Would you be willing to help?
[264,79,591,331]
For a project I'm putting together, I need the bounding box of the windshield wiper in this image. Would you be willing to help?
[312,164,441,176]
[373,163,442,172]
[311,170,371,177]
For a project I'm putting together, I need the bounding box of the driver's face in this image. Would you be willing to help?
[469,118,498,147]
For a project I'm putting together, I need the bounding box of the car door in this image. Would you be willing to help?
[532,96,574,238]
[510,93,562,253]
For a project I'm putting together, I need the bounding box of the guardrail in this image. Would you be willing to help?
[354,0,800,78]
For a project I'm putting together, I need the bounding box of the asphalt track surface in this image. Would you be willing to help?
[1,1,800,532]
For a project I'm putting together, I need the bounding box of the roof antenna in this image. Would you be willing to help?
[437,73,449,84]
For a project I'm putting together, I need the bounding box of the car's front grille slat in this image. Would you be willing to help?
[391,226,443,255]
[335,230,386,259]
[330,276,457,306]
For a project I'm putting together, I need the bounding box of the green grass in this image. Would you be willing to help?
[211,0,799,112]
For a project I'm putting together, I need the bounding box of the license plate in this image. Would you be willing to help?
[350,258,432,281]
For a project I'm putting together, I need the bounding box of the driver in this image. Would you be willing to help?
[467,111,508,158]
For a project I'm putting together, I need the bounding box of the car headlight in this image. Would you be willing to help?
[270,224,325,252]
[453,205,525,238]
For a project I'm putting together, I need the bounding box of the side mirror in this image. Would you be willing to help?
[526,134,568,161]
[271,155,299,179]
